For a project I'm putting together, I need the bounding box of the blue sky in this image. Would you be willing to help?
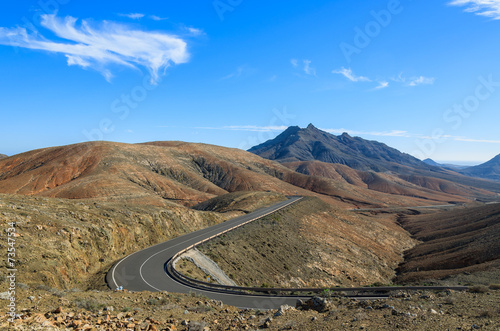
[1,0,500,165]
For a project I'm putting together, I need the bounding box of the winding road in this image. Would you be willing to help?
[106,196,468,309]
[106,197,308,309]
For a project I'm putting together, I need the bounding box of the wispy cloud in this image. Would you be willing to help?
[375,81,389,89]
[150,15,168,21]
[322,128,411,137]
[391,73,435,87]
[291,58,316,76]
[196,125,289,132]
[332,67,371,82]
[219,65,254,80]
[448,0,500,19]
[187,27,205,36]
[118,13,145,20]
[408,76,435,86]
[303,60,316,76]
[0,14,189,84]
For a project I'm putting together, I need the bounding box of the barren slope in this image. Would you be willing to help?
[285,160,493,204]
[198,197,416,288]
[395,203,500,283]
[0,141,465,209]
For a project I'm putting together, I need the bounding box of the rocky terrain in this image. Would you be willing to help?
[0,194,230,290]
[1,139,500,329]
[250,124,500,195]
[2,286,500,330]
[249,124,426,171]
[0,154,7,159]
[284,160,493,203]
[197,197,415,288]
[461,154,500,182]
[395,203,500,284]
[0,140,480,211]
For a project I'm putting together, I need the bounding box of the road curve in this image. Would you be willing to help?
[106,196,469,309]
[106,196,307,309]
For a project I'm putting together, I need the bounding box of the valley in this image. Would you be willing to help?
[1,128,499,329]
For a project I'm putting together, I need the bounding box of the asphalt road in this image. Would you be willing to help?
[106,196,307,309]
[106,196,469,309]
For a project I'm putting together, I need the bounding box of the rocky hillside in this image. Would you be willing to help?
[249,124,425,171]
[0,154,7,159]
[197,197,416,288]
[250,125,500,195]
[461,154,500,182]
[284,160,493,203]
[0,194,225,290]
[0,141,476,210]
[396,203,500,284]
[3,287,499,330]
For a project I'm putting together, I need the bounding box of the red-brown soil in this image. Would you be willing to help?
[395,203,500,283]
[284,160,496,204]
[0,141,474,209]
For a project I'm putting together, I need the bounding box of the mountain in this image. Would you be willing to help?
[249,124,427,172]
[0,154,7,159]
[460,154,500,182]
[0,141,488,209]
[423,158,469,171]
[422,158,442,167]
[249,125,500,195]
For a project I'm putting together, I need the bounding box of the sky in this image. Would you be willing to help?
[1,0,500,165]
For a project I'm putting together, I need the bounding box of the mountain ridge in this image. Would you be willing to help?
[0,140,486,210]
[249,125,500,195]
[249,124,432,172]
[461,153,500,182]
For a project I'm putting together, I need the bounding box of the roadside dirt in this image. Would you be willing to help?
[197,197,416,288]
[2,287,500,330]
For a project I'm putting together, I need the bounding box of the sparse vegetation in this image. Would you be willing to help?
[72,298,106,312]
[469,285,490,293]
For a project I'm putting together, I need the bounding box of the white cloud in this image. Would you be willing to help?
[187,27,204,36]
[290,58,298,68]
[449,0,500,19]
[303,59,316,76]
[375,81,389,89]
[322,128,410,137]
[219,65,254,80]
[451,137,500,144]
[408,76,435,86]
[197,125,289,132]
[149,15,168,21]
[0,14,189,84]
[118,13,145,20]
[332,67,371,82]
[391,73,435,87]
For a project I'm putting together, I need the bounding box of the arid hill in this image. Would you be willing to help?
[461,153,500,182]
[395,203,500,283]
[284,160,494,203]
[197,197,415,288]
[0,141,477,209]
[0,154,7,159]
[250,124,500,195]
